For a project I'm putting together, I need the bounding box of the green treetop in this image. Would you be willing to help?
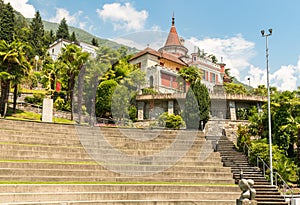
[0,2,15,43]
[29,11,45,56]
[56,18,70,40]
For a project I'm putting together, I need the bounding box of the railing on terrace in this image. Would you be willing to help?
[210,93,267,101]
[242,142,294,201]
[137,91,267,102]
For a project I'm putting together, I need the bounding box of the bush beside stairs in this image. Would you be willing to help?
[215,135,289,205]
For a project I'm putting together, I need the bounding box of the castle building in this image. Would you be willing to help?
[129,16,229,120]
[129,16,226,94]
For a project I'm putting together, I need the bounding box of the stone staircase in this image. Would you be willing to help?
[216,135,289,205]
[0,119,240,204]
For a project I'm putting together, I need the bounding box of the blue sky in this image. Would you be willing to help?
[5,0,300,91]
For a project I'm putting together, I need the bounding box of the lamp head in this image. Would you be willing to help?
[261,30,265,36]
[268,28,272,34]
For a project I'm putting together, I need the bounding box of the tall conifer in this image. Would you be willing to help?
[56,18,70,40]
[29,11,45,56]
[0,2,15,43]
[70,31,77,42]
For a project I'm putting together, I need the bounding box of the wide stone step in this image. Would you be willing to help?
[0,120,75,134]
[0,149,219,161]
[0,120,205,137]
[0,156,223,167]
[0,191,240,203]
[0,143,215,158]
[0,162,230,173]
[0,130,206,145]
[0,135,206,148]
[1,199,239,205]
[0,176,235,183]
[0,168,234,179]
[0,184,240,193]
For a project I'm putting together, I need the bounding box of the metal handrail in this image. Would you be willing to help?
[242,142,294,201]
[275,172,294,200]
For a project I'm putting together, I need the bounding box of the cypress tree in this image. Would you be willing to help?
[70,31,77,42]
[29,11,45,56]
[56,18,70,40]
[194,81,210,129]
[91,38,99,47]
[183,80,210,130]
[183,86,200,129]
[0,2,15,43]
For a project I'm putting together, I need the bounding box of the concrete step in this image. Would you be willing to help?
[0,130,207,145]
[0,168,234,179]
[0,199,239,205]
[0,149,221,161]
[0,191,240,203]
[0,120,206,138]
[0,161,230,173]
[0,143,216,158]
[0,184,240,193]
[0,176,236,184]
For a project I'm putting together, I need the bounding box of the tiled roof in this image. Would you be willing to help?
[129,47,187,66]
[164,17,182,47]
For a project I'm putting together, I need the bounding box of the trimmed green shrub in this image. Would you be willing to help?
[128,105,137,122]
[158,112,184,129]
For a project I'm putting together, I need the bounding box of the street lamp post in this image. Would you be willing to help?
[261,28,273,185]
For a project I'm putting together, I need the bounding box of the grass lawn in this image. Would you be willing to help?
[5,108,74,124]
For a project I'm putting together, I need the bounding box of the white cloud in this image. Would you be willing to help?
[151,25,161,32]
[79,22,87,30]
[245,57,300,91]
[113,30,167,50]
[97,2,148,32]
[49,8,77,24]
[246,65,267,88]
[4,0,35,18]
[188,34,255,80]
[271,65,298,91]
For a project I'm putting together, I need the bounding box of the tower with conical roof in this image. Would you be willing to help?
[158,14,188,57]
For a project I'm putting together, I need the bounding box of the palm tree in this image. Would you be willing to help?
[178,66,202,92]
[58,44,89,120]
[83,46,119,124]
[0,40,31,116]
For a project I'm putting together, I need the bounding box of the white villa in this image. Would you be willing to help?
[47,38,98,61]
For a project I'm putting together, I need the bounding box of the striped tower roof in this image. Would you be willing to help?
[164,15,182,46]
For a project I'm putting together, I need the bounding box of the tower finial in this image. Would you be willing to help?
[172,12,175,26]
